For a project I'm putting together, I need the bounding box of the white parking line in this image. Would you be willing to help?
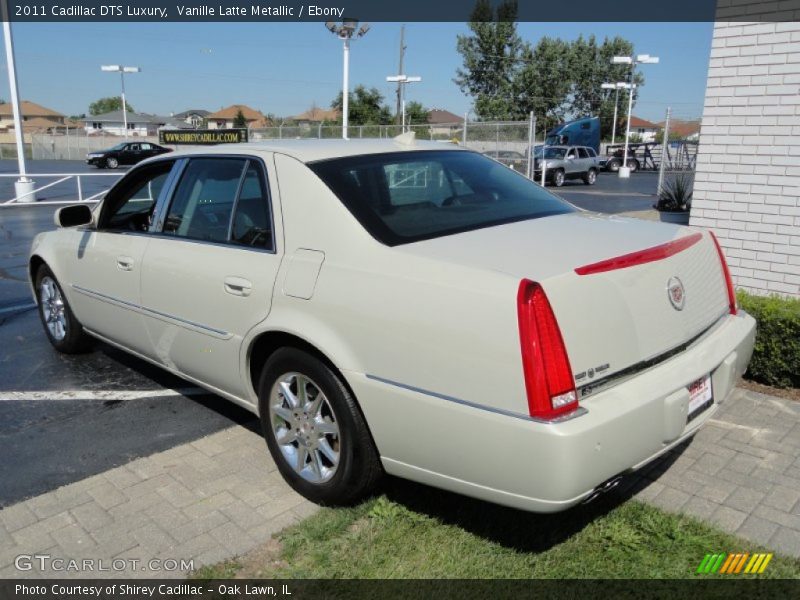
[0,388,209,401]
[0,302,36,315]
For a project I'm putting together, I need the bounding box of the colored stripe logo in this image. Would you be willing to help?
[696,552,773,574]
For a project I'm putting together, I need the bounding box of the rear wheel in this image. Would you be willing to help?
[35,265,92,353]
[627,159,639,173]
[583,168,597,185]
[606,159,621,172]
[258,347,382,505]
[552,169,565,187]
[105,157,118,169]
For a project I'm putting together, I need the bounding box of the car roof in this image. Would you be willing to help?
[156,138,467,164]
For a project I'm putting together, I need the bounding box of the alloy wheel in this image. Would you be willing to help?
[269,372,340,484]
[39,276,67,341]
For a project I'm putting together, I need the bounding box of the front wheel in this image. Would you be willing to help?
[552,169,565,187]
[35,265,92,353]
[259,348,382,505]
[105,157,118,169]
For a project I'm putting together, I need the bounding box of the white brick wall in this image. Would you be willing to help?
[691,14,800,297]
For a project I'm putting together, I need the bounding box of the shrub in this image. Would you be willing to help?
[737,290,800,388]
[655,173,693,212]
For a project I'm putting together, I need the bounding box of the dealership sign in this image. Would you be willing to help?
[159,129,248,145]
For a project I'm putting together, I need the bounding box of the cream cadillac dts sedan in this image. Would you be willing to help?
[29,139,755,512]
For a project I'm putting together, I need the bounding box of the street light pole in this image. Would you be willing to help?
[386,74,421,132]
[342,37,350,139]
[326,19,370,140]
[101,65,140,141]
[612,54,659,178]
[2,10,35,201]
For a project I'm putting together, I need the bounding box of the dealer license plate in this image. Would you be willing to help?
[687,374,713,422]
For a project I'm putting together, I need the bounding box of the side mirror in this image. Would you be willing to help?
[54,204,93,228]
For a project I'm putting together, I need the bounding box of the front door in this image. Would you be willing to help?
[139,156,281,399]
[67,160,177,355]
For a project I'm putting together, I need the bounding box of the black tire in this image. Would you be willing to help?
[583,168,597,185]
[627,159,639,173]
[552,169,565,187]
[258,347,382,505]
[105,157,118,169]
[606,159,621,172]
[34,264,93,354]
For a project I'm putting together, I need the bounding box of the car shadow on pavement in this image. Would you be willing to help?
[381,442,687,554]
[93,342,261,431]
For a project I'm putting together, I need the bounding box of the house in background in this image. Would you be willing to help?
[690,3,800,298]
[172,109,209,129]
[206,104,269,129]
[0,100,65,131]
[292,106,340,129]
[82,111,191,136]
[660,119,701,141]
[627,116,661,142]
[427,109,464,136]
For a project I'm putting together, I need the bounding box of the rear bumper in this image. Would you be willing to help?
[347,310,756,513]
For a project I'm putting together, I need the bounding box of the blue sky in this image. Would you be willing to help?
[1,21,712,123]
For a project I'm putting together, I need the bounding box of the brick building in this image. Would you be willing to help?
[690,8,800,297]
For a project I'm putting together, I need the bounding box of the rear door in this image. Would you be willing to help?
[139,155,281,399]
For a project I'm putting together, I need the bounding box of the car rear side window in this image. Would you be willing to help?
[577,148,589,159]
[161,157,273,250]
[231,163,273,250]
[309,150,574,246]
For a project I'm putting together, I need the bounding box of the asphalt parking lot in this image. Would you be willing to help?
[0,162,657,515]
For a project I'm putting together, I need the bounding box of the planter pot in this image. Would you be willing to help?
[658,211,690,225]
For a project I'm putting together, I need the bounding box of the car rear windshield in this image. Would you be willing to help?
[309,150,575,246]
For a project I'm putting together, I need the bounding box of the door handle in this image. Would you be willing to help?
[116,256,134,271]
[224,276,252,297]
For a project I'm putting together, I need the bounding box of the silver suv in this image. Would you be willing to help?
[533,145,601,187]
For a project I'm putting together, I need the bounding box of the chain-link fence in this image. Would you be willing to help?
[27,130,163,160]
[26,121,699,180]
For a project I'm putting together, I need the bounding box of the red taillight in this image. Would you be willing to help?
[709,231,738,315]
[575,233,702,275]
[517,279,578,420]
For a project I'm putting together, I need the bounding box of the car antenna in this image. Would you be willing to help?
[393,131,416,146]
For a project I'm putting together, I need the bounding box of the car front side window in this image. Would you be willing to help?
[99,161,175,231]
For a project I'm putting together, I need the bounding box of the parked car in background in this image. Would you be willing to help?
[483,149,526,171]
[86,142,171,169]
[533,145,601,186]
[31,139,754,513]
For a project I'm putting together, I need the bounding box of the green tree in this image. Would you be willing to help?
[403,101,429,126]
[233,109,247,128]
[454,0,522,120]
[331,85,392,125]
[89,96,133,115]
[514,37,572,128]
